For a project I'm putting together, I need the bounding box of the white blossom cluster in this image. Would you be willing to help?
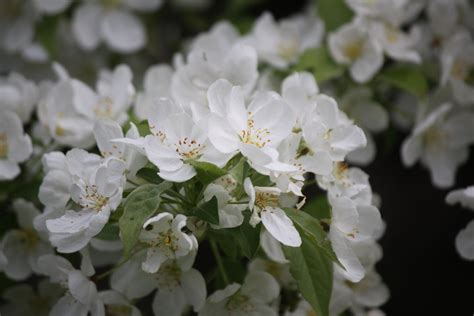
[1,0,474,315]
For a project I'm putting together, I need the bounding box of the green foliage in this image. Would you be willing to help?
[190,196,220,225]
[136,167,162,184]
[189,161,227,185]
[119,182,172,256]
[36,15,59,59]
[316,0,353,32]
[96,222,120,241]
[283,209,335,316]
[303,195,331,220]
[294,47,345,83]
[378,64,428,98]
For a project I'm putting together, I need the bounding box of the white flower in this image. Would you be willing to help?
[454,220,474,260]
[37,66,95,148]
[171,22,258,109]
[1,199,53,280]
[339,88,389,165]
[329,18,383,83]
[401,103,474,188]
[440,30,474,105]
[72,64,134,124]
[139,212,198,273]
[248,257,293,287]
[99,290,142,316]
[199,271,280,316]
[446,186,474,210]
[0,280,63,316]
[245,12,324,69]
[203,175,246,228]
[345,0,424,26]
[38,254,105,316]
[143,99,231,182]
[72,0,163,53]
[33,0,72,14]
[134,64,173,120]
[302,95,366,163]
[46,157,126,253]
[0,110,32,180]
[0,72,38,123]
[94,119,147,179]
[111,250,206,316]
[208,79,296,172]
[244,178,302,247]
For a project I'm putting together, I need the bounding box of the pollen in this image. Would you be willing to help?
[343,41,363,61]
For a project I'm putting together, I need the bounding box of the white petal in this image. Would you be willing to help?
[152,286,187,316]
[260,229,288,263]
[181,268,207,312]
[101,9,145,53]
[68,270,98,305]
[455,220,474,260]
[0,160,21,181]
[72,3,102,51]
[241,271,280,303]
[261,207,301,247]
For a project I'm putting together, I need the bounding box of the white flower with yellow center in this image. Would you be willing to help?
[143,102,231,182]
[329,18,384,83]
[45,157,126,253]
[208,79,297,173]
[244,178,301,247]
[0,110,32,180]
[199,271,280,316]
[139,212,198,273]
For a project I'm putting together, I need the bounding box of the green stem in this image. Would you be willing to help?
[210,239,229,285]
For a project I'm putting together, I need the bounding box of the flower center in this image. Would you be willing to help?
[146,228,179,251]
[94,96,114,118]
[0,133,8,159]
[343,41,364,61]
[424,126,445,149]
[226,293,254,312]
[175,137,204,160]
[240,112,271,148]
[18,228,40,249]
[384,24,400,43]
[278,38,299,61]
[79,185,109,212]
[105,304,133,316]
[255,191,279,210]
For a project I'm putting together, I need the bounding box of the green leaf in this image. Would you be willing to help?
[283,233,333,316]
[294,47,345,83]
[283,209,335,316]
[284,208,338,263]
[190,196,219,225]
[303,195,331,220]
[229,218,260,259]
[189,161,227,184]
[378,64,428,97]
[96,222,120,241]
[317,0,353,32]
[119,182,172,256]
[36,16,59,59]
[136,167,162,184]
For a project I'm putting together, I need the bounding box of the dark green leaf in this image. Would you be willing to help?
[190,196,219,225]
[119,182,172,256]
[36,16,59,58]
[228,218,260,259]
[317,0,353,32]
[96,222,120,241]
[284,208,338,263]
[303,195,331,220]
[378,64,428,97]
[136,167,162,184]
[189,161,227,185]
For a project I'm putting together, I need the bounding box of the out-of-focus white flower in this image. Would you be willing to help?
[99,290,142,316]
[0,72,38,123]
[72,64,135,124]
[245,12,324,69]
[72,0,163,53]
[0,110,32,180]
[244,178,301,247]
[440,30,474,105]
[38,254,105,316]
[329,18,383,83]
[248,256,293,287]
[45,157,126,253]
[199,271,280,316]
[33,0,72,15]
[0,280,63,316]
[1,199,52,280]
[446,186,474,210]
[402,103,474,188]
[171,22,258,109]
[134,64,173,120]
[454,220,474,260]
[139,212,198,273]
[340,88,389,165]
